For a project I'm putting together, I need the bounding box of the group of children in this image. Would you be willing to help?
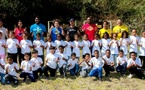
[0,28,145,85]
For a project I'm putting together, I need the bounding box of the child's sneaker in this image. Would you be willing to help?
[128,74,133,78]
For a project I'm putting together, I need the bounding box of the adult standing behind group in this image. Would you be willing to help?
[66,18,79,41]
[30,16,46,41]
[82,16,98,41]
[49,19,65,42]
[14,20,27,64]
[113,19,128,40]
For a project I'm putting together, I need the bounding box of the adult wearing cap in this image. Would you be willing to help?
[113,19,128,40]
[82,16,97,41]
[66,18,79,41]
[30,16,46,41]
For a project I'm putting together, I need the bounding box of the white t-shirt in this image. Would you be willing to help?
[139,37,145,56]
[45,53,58,69]
[54,40,66,53]
[57,52,68,68]
[116,56,128,66]
[0,27,7,40]
[64,41,72,57]
[102,55,114,65]
[6,38,19,53]
[68,59,78,70]
[30,57,43,71]
[72,41,82,57]
[0,59,6,74]
[33,39,45,55]
[109,40,119,54]
[127,57,142,67]
[89,57,104,69]
[80,61,90,70]
[20,39,32,54]
[129,36,139,53]
[82,40,91,55]
[4,63,19,77]
[91,39,101,55]
[21,60,33,74]
[119,38,130,55]
[101,39,110,54]
[45,41,56,54]
[0,39,6,54]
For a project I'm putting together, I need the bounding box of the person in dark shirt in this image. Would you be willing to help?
[66,18,79,41]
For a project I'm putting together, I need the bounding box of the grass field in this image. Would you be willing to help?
[0,71,145,90]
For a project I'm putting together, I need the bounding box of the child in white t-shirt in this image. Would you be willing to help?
[64,35,72,59]
[82,34,91,58]
[79,53,91,77]
[0,58,6,84]
[119,31,130,56]
[43,46,59,79]
[102,49,115,77]
[68,53,79,76]
[138,30,145,69]
[33,33,45,63]
[57,45,68,77]
[54,34,66,53]
[4,55,19,85]
[101,32,110,57]
[109,33,119,66]
[0,32,6,60]
[20,53,35,82]
[129,29,139,56]
[91,34,101,57]
[6,31,19,63]
[72,34,82,60]
[116,50,127,76]
[20,33,32,62]
[45,35,56,55]
[30,50,43,79]
[127,52,144,79]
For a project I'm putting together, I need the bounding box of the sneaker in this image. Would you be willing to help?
[128,74,133,78]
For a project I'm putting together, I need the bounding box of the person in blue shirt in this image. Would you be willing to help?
[49,19,65,42]
[30,16,46,41]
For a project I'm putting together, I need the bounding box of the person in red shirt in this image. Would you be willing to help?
[14,20,27,64]
[82,17,97,41]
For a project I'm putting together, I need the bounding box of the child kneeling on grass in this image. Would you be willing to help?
[79,53,91,77]
[20,53,35,82]
[4,55,19,85]
[30,50,43,79]
[116,50,127,76]
[127,52,145,79]
[0,58,6,84]
[88,50,104,81]
[68,53,79,76]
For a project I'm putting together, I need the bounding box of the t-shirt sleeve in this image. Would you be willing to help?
[29,41,33,46]
[16,39,19,45]
[41,40,45,46]
[15,63,19,70]
[127,59,132,67]
[138,58,142,67]
[39,58,43,64]
[0,59,6,66]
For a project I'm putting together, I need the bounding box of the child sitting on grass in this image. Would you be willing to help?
[20,53,35,82]
[68,53,79,76]
[4,55,19,85]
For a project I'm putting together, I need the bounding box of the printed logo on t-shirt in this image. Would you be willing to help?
[54,28,60,34]
[34,27,42,34]
[87,26,94,31]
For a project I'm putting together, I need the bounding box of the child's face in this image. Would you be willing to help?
[142,32,145,38]
[59,47,64,53]
[47,37,51,42]
[83,35,88,40]
[66,36,70,41]
[103,22,108,28]
[24,55,30,60]
[95,35,98,39]
[119,52,124,57]
[106,51,110,57]
[113,34,117,39]
[36,35,41,40]
[71,55,76,60]
[22,34,27,39]
[7,58,13,64]
[54,21,59,28]
[85,55,90,60]
[131,53,136,60]
[123,33,127,38]
[94,51,99,58]
[57,35,61,40]
[104,34,108,39]
[132,30,137,36]
[74,35,78,40]
[50,49,55,54]
[9,33,14,38]
[32,53,38,58]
